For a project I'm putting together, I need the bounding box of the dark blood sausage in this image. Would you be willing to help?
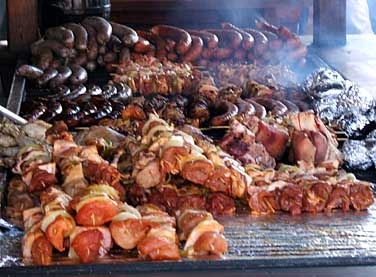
[244,98,267,119]
[243,29,268,55]
[187,30,219,49]
[252,97,288,117]
[81,96,113,125]
[103,52,118,63]
[221,22,254,50]
[65,84,87,100]
[71,52,88,66]
[31,39,70,58]
[40,101,63,122]
[108,35,123,53]
[111,21,139,47]
[210,100,239,126]
[83,24,99,61]
[151,25,192,55]
[236,98,256,117]
[45,26,74,48]
[137,30,167,60]
[49,66,73,88]
[50,59,62,69]
[119,47,131,64]
[69,65,88,85]
[260,30,283,50]
[98,45,107,55]
[64,23,88,51]
[182,35,203,62]
[86,61,97,72]
[16,64,44,80]
[36,68,59,87]
[112,83,132,102]
[278,99,300,113]
[133,37,155,53]
[205,29,243,49]
[82,16,112,45]
[50,85,71,98]
[97,55,105,67]
[102,84,118,99]
[34,48,54,70]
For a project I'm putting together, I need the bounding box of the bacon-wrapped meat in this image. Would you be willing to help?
[69,226,112,263]
[23,229,53,265]
[83,160,125,198]
[137,225,180,261]
[178,209,227,256]
[72,184,121,226]
[109,203,150,250]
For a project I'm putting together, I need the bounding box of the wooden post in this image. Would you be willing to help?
[313,0,346,47]
[7,0,39,53]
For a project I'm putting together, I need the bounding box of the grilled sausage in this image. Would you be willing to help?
[134,37,154,53]
[182,35,203,62]
[245,98,267,119]
[167,51,178,62]
[187,30,219,49]
[206,29,243,49]
[151,25,192,55]
[31,39,70,58]
[210,100,239,126]
[103,52,118,63]
[107,35,123,53]
[36,68,59,87]
[82,16,112,45]
[71,52,88,66]
[45,26,74,48]
[16,65,44,79]
[34,48,54,70]
[86,61,97,72]
[252,97,288,116]
[221,23,254,50]
[260,30,283,50]
[84,24,99,61]
[234,48,246,61]
[287,45,308,61]
[213,48,233,60]
[278,99,300,113]
[165,39,176,52]
[137,30,167,60]
[49,66,73,88]
[69,65,88,85]
[243,29,268,55]
[64,23,88,51]
[111,22,139,47]
[119,47,131,64]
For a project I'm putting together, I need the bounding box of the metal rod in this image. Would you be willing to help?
[0,104,28,125]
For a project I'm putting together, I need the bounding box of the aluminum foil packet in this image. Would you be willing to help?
[303,68,376,137]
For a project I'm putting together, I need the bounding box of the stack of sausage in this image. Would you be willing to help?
[133,21,306,66]
[20,83,132,127]
[17,16,140,87]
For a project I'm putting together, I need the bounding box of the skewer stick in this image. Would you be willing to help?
[0,105,28,125]
[200,126,230,131]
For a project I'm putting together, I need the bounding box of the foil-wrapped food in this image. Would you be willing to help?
[303,68,376,137]
[342,128,376,170]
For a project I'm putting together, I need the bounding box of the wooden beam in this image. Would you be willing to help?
[7,0,39,53]
[313,0,346,47]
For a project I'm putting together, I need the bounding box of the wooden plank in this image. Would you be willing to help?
[313,0,346,47]
[7,0,39,53]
